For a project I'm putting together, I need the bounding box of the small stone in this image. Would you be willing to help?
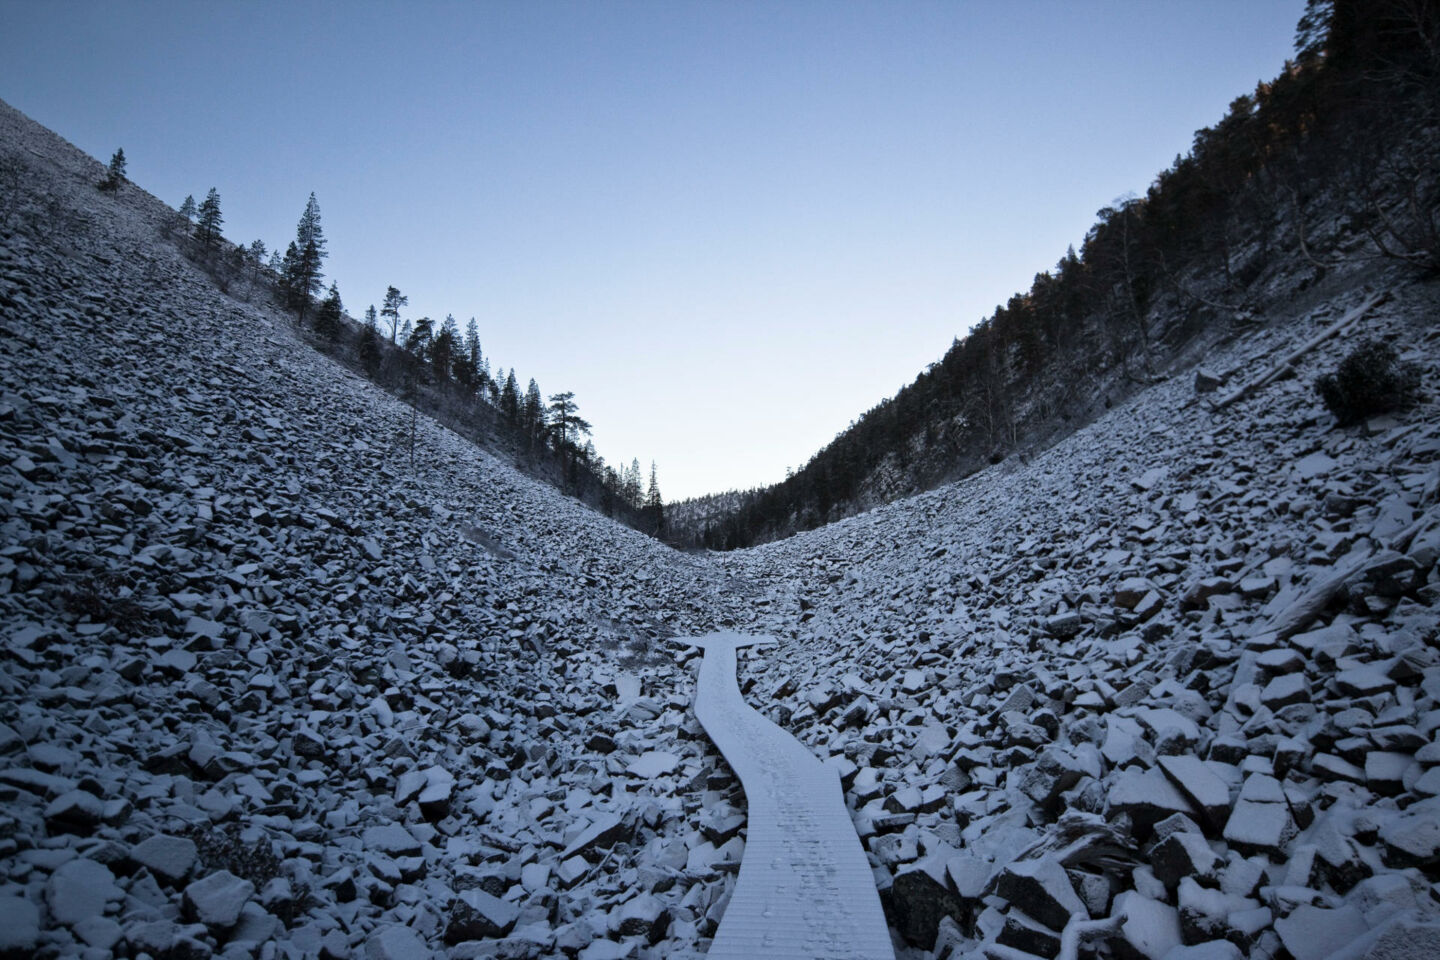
[1274,904,1367,960]
[43,788,104,835]
[1151,831,1222,889]
[417,765,454,820]
[1260,673,1308,710]
[0,895,39,955]
[183,870,255,928]
[1114,891,1182,960]
[1157,756,1232,830]
[1046,612,1082,639]
[362,823,423,858]
[1115,578,1156,610]
[366,923,431,960]
[998,910,1062,958]
[625,751,680,778]
[46,858,121,926]
[561,813,628,861]
[1223,776,1296,857]
[1380,812,1440,868]
[889,858,968,950]
[445,887,520,943]
[994,856,1087,931]
[130,834,198,884]
[1194,369,1223,393]
[1109,766,1196,839]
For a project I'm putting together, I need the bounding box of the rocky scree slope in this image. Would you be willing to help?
[0,100,775,960]
[5,96,1440,960]
[717,281,1440,958]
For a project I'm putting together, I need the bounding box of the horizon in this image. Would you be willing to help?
[0,0,1303,500]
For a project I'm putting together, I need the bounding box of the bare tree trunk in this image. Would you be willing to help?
[1211,290,1388,410]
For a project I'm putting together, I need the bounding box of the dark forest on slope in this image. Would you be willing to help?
[671,0,1440,550]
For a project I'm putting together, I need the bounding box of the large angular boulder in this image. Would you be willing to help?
[445,888,520,943]
[887,857,969,949]
[994,856,1086,932]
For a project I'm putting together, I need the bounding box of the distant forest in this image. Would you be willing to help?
[673,0,1440,550]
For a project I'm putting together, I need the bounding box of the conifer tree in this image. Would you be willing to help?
[405,316,432,358]
[364,305,378,330]
[358,323,382,375]
[380,286,407,343]
[500,370,520,422]
[195,188,223,247]
[546,391,590,450]
[645,461,665,535]
[287,193,327,322]
[432,314,459,382]
[314,282,343,341]
[243,240,265,285]
[624,458,642,508]
[172,194,197,238]
[523,379,545,444]
[277,241,299,308]
[99,148,126,191]
[460,318,482,392]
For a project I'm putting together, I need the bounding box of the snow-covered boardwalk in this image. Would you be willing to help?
[685,632,895,960]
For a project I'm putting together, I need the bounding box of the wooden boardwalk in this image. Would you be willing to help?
[685,631,895,960]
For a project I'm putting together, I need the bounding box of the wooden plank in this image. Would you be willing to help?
[683,632,895,960]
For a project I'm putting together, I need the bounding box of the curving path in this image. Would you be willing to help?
[684,631,895,960]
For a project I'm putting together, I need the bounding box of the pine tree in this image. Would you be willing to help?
[405,316,432,358]
[288,193,327,322]
[546,391,590,449]
[173,194,197,237]
[432,314,459,382]
[459,318,482,392]
[314,282,343,341]
[364,305,378,330]
[500,370,520,422]
[624,458,642,508]
[645,461,665,535]
[277,241,299,307]
[195,188,223,246]
[523,379,545,444]
[99,148,126,191]
[358,323,382,375]
[380,286,407,343]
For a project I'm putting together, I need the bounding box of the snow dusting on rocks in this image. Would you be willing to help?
[718,286,1440,957]
[5,95,1440,960]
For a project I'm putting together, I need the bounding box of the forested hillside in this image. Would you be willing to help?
[675,0,1439,549]
[84,161,669,539]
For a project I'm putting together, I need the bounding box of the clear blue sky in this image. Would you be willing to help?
[0,1,1302,500]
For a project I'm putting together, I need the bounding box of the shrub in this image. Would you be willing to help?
[1316,338,1421,425]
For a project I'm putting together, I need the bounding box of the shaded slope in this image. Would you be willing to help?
[681,2,1440,548]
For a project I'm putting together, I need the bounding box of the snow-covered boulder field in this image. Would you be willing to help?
[4,93,1440,960]
[0,99,754,960]
[721,285,1440,957]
